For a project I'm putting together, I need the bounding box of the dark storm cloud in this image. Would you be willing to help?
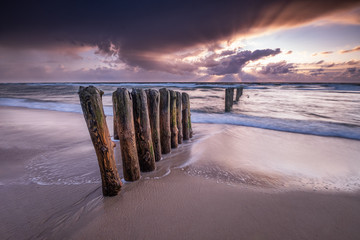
[259,61,295,74]
[207,48,281,75]
[0,0,359,71]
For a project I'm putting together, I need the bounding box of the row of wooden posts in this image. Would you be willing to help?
[79,86,193,196]
[225,87,243,112]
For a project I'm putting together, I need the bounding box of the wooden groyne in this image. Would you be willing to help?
[170,90,178,149]
[132,88,156,172]
[225,88,234,112]
[225,87,244,112]
[78,86,122,196]
[235,87,243,102]
[113,88,141,182]
[182,93,191,140]
[146,89,162,162]
[159,88,171,154]
[79,86,193,196]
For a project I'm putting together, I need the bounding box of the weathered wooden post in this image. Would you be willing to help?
[132,88,156,172]
[78,86,122,196]
[159,88,171,154]
[169,90,178,148]
[225,88,234,112]
[182,92,190,140]
[189,100,193,139]
[113,98,119,140]
[235,87,243,102]
[146,89,162,162]
[113,88,141,181]
[176,91,183,144]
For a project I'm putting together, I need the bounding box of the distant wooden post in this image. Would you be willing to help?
[182,92,190,140]
[78,86,122,196]
[235,87,243,102]
[225,88,234,112]
[159,88,171,154]
[176,91,183,144]
[146,89,162,162]
[113,88,141,181]
[132,88,156,172]
[169,90,178,148]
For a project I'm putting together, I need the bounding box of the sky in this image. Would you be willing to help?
[0,0,360,83]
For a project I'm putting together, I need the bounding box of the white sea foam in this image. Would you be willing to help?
[1,94,360,140]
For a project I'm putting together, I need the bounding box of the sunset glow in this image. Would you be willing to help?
[0,0,359,82]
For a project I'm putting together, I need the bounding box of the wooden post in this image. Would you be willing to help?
[113,88,141,181]
[176,91,183,144]
[159,88,171,154]
[132,88,156,172]
[225,88,234,112]
[146,89,162,162]
[113,97,119,140]
[169,90,178,148]
[182,92,190,141]
[235,87,243,102]
[78,86,122,196]
[189,96,193,139]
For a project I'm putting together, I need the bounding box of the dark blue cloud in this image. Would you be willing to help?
[0,0,359,72]
[207,48,281,75]
[260,61,295,74]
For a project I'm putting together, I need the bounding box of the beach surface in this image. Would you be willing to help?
[1,106,360,240]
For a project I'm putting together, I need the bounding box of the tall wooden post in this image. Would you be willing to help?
[169,90,178,148]
[176,91,183,144]
[225,88,234,112]
[159,88,171,154]
[113,97,119,140]
[189,96,193,139]
[235,87,243,102]
[132,88,156,172]
[113,88,141,181]
[146,89,162,162]
[78,86,122,196]
[182,92,190,141]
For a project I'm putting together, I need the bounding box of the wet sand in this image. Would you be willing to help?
[1,106,360,239]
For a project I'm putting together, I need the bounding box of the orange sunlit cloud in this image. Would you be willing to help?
[340,46,360,54]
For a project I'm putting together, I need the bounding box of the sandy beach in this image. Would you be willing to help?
[1,106,360,240]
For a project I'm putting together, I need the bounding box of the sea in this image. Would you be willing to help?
[1,82,360,192]
[1,82,360,140]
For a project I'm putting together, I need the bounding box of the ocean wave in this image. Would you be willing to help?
[0,97,83,113]
[191,112,360,140]
[1,96,360,140]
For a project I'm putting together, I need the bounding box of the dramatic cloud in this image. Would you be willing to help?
[347,67,357,74]
[259,61,295,74]
[310,68,325,76]
[325,63,335,68]
[340,46,360,54]
[206,48,281,75]
[1,0,359,72]
[347,60,360,65]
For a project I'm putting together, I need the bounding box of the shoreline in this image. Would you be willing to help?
[1,106,360,239]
